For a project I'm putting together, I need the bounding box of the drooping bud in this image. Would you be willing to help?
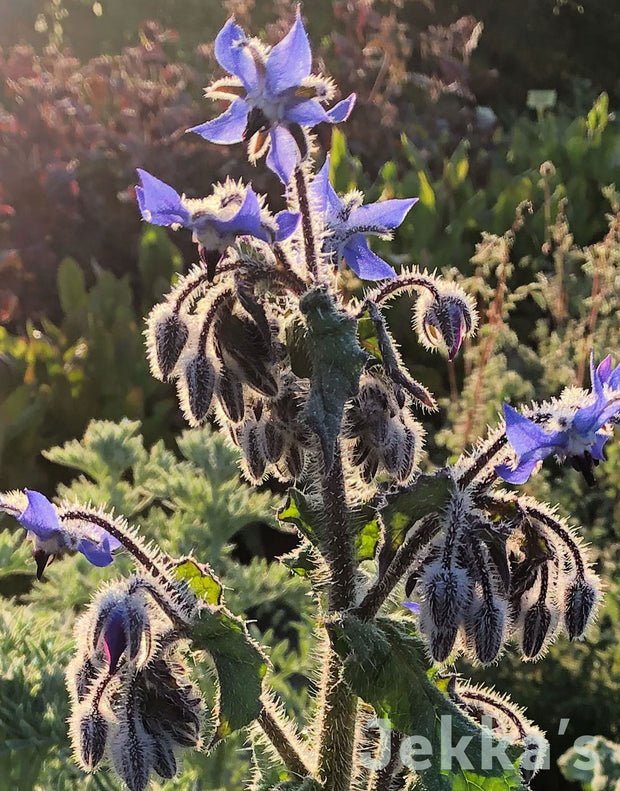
[215,312,278,397]
[468,599,505,664]
[146,305,189,381]
[111,716,154,791]
[522,601,552,659]
[72,656,100,703]
[414,283,476,361]
[152,737,178,779]
[77,708,108,770]
[262,419,285,463]
[217,366,245,423]
[240,421,267,483]
[564,576,600,640]
[419,563,472,662]
[181,353,216,426]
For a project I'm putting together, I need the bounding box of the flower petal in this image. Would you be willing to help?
[595,353,613,384]
[265,10,311,96]
[495,458,541,484]
[502,403,561,458]
[78,536,115,567]
[18,490,61,539]
[341,234,397,280]
[211,186,265,239]
[274,210,301,241]
[266,126,300,184]
[214,18,259,92]
[403,601,420,615]
[136,169,190,227]
[188,98,249,144]
[284,98,330,126]
[348,197,418,234]
[326,93,356,123]
[308,154,342,217]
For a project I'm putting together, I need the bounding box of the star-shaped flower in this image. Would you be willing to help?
[136,169,299,256]
[309,154,417,280]
[1,489,121,578]
[188,9,356,183]
[496,355,620,485]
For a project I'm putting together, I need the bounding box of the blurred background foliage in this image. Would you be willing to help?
[1,0,620,789]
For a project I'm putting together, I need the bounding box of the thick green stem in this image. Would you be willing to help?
[316,449,358,791]
[258,693,312,778]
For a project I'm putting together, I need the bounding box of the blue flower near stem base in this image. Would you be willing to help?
[309,154,417,280]
[188,9,356,183]
[496,355,620,484]
[136,169,299,252]
[17,490,121,576]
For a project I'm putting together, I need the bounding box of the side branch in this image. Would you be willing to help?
[258,694,313,778]
[353,516,440,621]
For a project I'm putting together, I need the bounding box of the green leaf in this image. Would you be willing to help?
[357,313,383,362]
[274,780,322,791]
[355,511,381,562]
[278,488,324,547]
[192,606,268,736]
[174,558,222,606]
[280,542,322,578]
[380,473,453,562]
[300,288,365,465]
[332,616,524,790]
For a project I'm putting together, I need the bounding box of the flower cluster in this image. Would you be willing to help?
[67,578,202,791]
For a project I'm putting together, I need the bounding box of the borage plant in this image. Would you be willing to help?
[3,10,620,791]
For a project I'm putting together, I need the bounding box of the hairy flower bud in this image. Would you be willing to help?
[77,708,108,771]
[152,736,178,780]
[564,576,600,640]
[522,601,552,659]
[217,366,246,423]
[182,353,216,426]
[239,421,267,482]
[146,305,189,381]
[413,284,476,361]
[468,599,506,664]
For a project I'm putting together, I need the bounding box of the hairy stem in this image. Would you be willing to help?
[258,693,313,778]
[294,166,319,280]
[316,449,357,791]
[366,730,402,791]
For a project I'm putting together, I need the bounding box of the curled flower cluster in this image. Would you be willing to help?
[399,357,620,665]
[67,578,202,791]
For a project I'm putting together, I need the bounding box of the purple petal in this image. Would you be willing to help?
[214,18,259,92]
[188,98,249,144]
[266,126,300,184]
[403,601,420,615]
[503,403,561,457]
[78,536,115,567]
[284,98,330,126]
[495,458,542,484]
[211,186,265,239]
[326,93,357,123]
[341,234,397,280]
[136,169,190,227]
[348,197,418,234]
[590,432,610,461]
[274,210,300,241]
[265,10,311,96]
[18,490,61,539]
[446,304,465,362]
[608,364,620,390]
[595,354,612,384]
[308,154,342,217]
[103,607,128,672]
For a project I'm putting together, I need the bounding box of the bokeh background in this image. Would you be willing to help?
[1,1,620,789]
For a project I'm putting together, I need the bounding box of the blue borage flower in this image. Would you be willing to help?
[0,489,121,577]
[309,154,417,280]
[136,168,300,253]
[496,354,620,484]
[188,8,356,183]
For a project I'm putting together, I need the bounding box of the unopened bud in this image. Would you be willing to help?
[78,708,108,770]
[469,600,505,664]
[522,601,551,658]
[565,576,599,640]
[217,367,245,423]
[150,309,189,381]
[183,354,216,425]
[152,737,178,779]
